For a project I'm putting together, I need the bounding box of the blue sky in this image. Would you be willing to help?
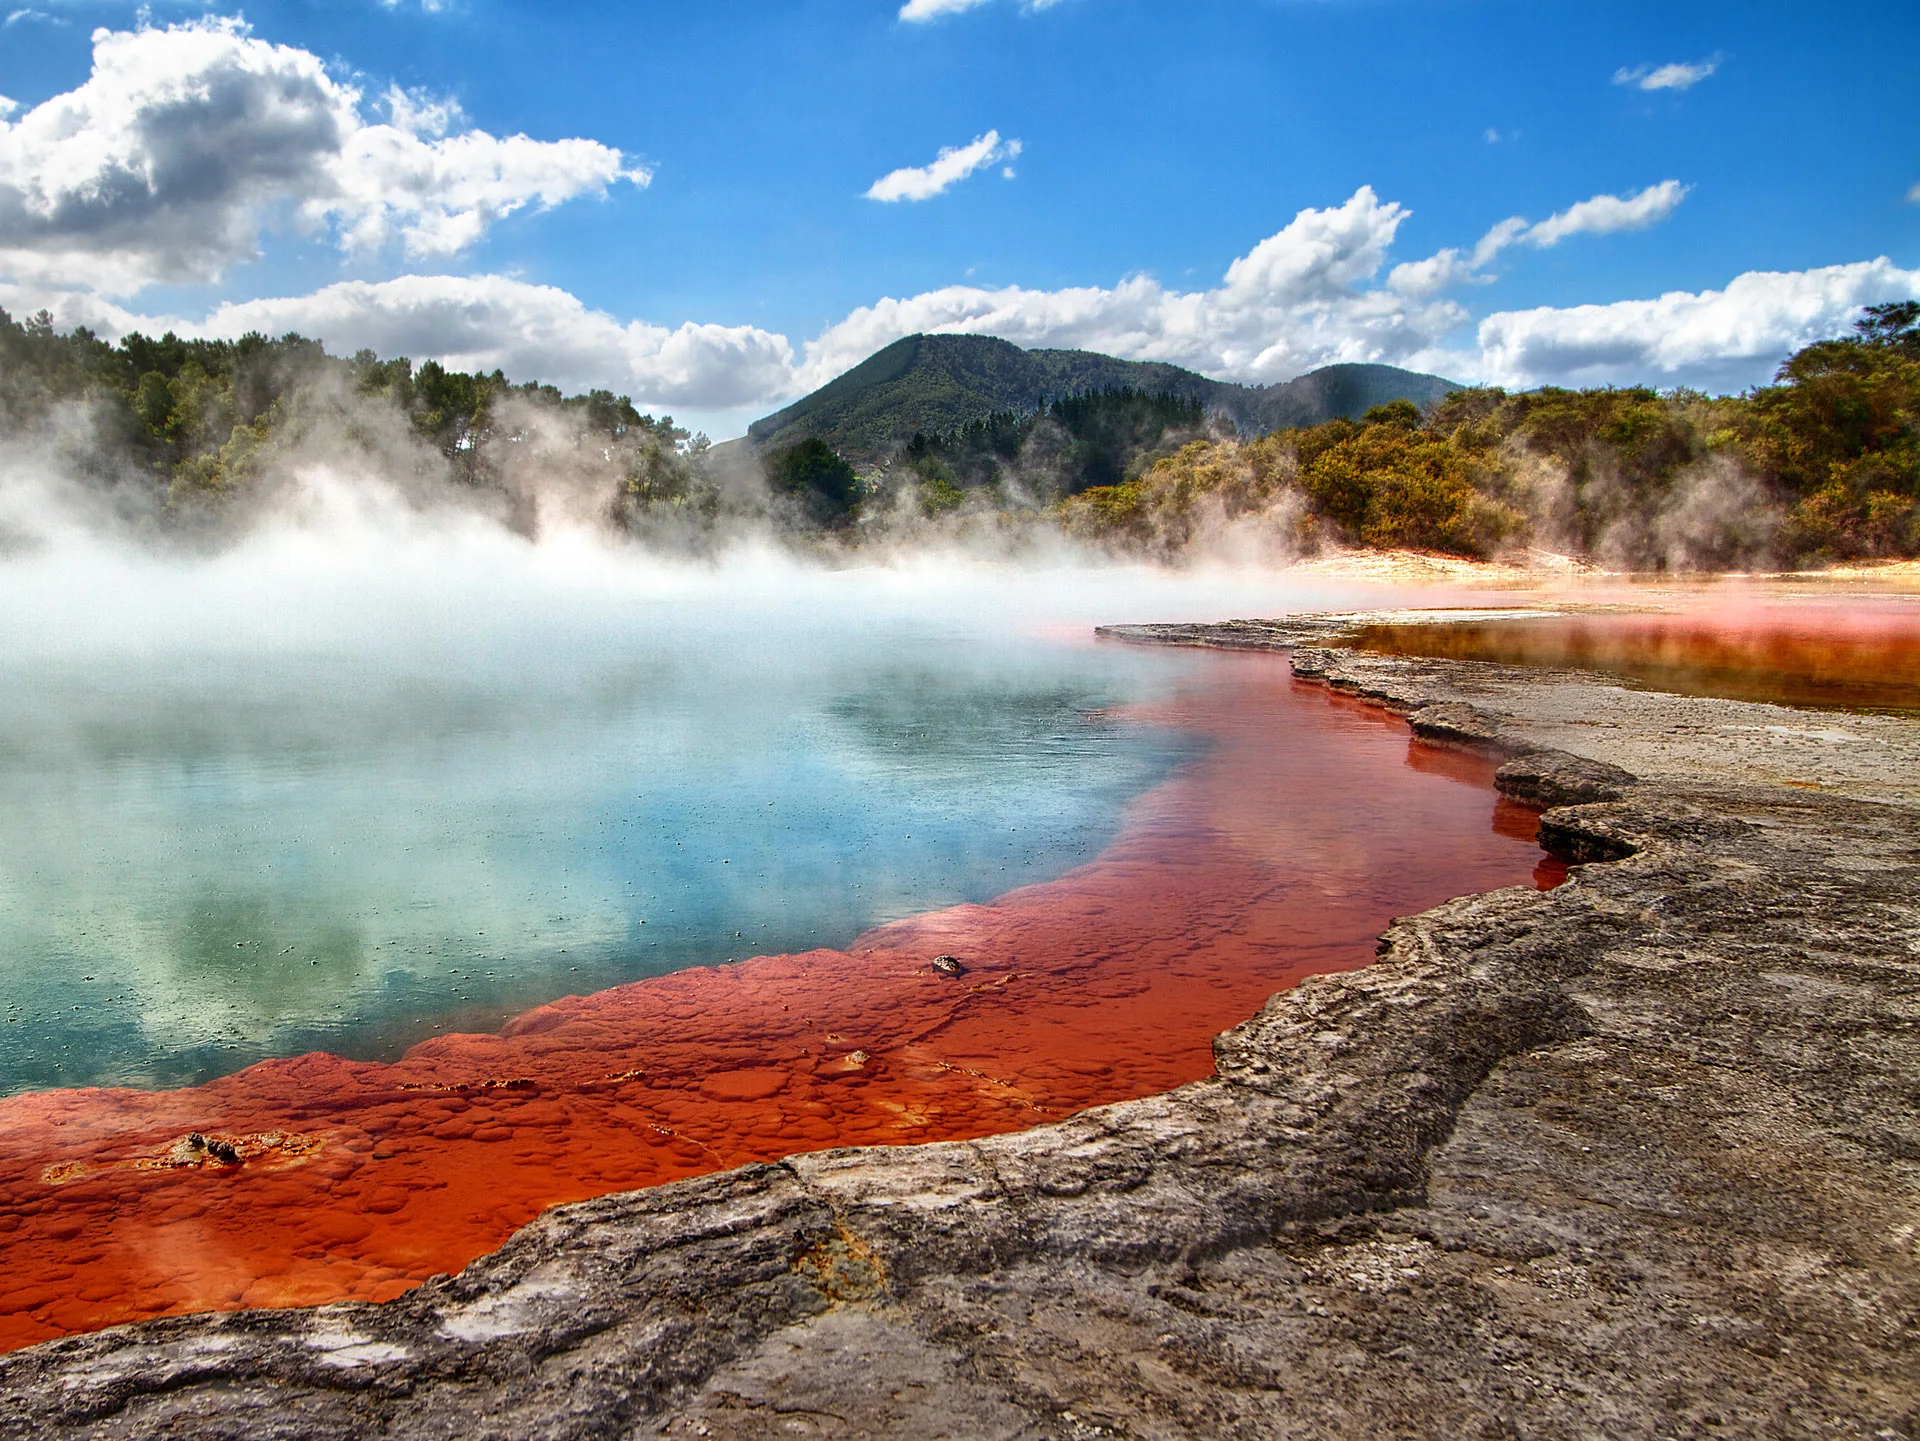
[0,0,1915,437]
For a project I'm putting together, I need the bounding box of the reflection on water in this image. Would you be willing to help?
[1351,604,1920,711]
[0,638,1196,1096]
[0,535,1581,1351]
[0,651,1559,1351]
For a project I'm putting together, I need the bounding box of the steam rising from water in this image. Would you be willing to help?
[0,451,1397,1096]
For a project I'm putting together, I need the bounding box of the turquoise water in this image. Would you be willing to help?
[0,586,1205,1096]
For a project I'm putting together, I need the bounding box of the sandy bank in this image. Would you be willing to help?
[1292,547,1920,591]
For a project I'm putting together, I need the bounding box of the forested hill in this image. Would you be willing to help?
[744,334,1456,460]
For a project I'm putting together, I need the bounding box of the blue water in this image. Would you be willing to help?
[0,607,1204,1096]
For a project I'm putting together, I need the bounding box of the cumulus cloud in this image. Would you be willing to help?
[4,269,793,419]
[9,176,1910,430]
[1475,258,1920,390]
[865,131,1021,202]
[0,16,646,293]
[1389,184,1685,297]
[1613,56,1720,92]
[801,185,1463,389]
[8,188,1448,408]
[194,275,795,410]
[803,182,1903,399]
[0,279,191,340]
[1388,216,1523,298]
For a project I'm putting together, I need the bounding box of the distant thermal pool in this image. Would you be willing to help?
[1349,600,1920,712]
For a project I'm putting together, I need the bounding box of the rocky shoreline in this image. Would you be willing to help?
[3,618,1917,1438]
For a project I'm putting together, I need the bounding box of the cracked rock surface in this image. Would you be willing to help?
[3,618,1917,1438]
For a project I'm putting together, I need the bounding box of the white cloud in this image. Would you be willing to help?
[898,0,993,17]
[1524,180,1689,246]
[802,185,1460,389]
[1476,216,1531,264]
[1389,184,1684,298]
[0,279,190,339]
[898,0,1072,20]
[0,270,792,427]
[384,86,461,139]
[10,182,1911,434]
[1475,259,1920,390]
[0,16,646,294]
[803,183,1903,399]
[1613,56,1720,92]
[865,131,1021,203]
[9,188,1444,409]
[1907,179,1920,204]
[1388,216,1524,298]
[196,276,795,410]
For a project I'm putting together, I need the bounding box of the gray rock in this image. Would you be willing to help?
[1409,701,1534,756]
[1496,750,1637,808]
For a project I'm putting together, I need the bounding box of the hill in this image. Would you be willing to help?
[742,334,1458,460]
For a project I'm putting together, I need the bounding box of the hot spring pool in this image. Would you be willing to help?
[1348,598,1920,712]
[0,543,1562,1350]
[0,588,1215,1096]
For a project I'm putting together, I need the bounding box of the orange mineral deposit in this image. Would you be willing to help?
[0,654,1558,1352]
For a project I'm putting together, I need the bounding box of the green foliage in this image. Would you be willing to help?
[1301,426,1509,552]
[1056,439,1294,556]
[611,429,718,535]
[0,306,713,533]
[766,438,860,528]
[1736,302,1920,557]
[907,454,966,516]
[1050,389,1207,494]
[1362,398,1422,429]
[1855,300,1920,354]
[6,302,1916,564]
[884,387,1206,503]
[1061,300,1920,567]
[747,334,1223,459]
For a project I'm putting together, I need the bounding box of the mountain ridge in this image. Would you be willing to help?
[743,334,1459,460]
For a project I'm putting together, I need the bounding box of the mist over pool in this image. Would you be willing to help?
[0,515,1400,1096]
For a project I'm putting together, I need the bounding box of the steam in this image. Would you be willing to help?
[0,365,1804,1096]
[1648,454,1784,572]
[1482,438,1789,575]
[0,366,1444,680]
[0,412,1437,1093]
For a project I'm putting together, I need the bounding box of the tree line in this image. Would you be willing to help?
[0,308,716,537]
[5,301,1915,567]
[1052,302,1920,568]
